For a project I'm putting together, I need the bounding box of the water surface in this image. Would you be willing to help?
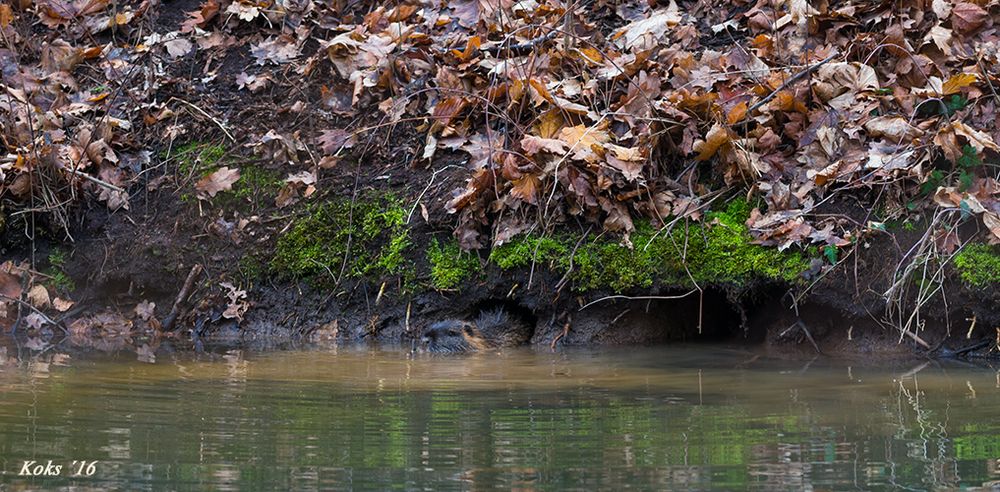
[1,346,999,490]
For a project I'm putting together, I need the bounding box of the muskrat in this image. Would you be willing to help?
[420,309,532,353]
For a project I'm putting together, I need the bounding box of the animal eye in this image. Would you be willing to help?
[447,329,460,336]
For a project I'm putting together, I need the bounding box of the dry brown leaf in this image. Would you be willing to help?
[521,135,569,155]
[613,3,682,50]
[951,2,987,34]
[984,212,1000,241]
[53,297,75,312]
[557,125,610,161]
[694,124,732,161]
[726,102,748,125]
[952,121,1000,152]
[196,167,241,199]
[509,175,541,205]
[27,285,50,309]
[164,38,193,58]
[864,117,922,141]
[0,271,21,300]
[535,110,564,139]
[814,63,880,105]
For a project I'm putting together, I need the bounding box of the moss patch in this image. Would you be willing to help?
[174,142,226,178]
[954,243,1000,287]
[271,193,412,285]
[44,248,75,293]
[490,200,809,292]
[172,142,281,206]
[427,238,480,290]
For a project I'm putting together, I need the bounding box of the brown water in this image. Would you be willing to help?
[0,345,999,491]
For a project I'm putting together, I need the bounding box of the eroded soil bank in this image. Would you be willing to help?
[5,0,1000,360]
[3,141,999,361]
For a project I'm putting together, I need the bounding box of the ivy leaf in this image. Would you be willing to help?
[823,245,838,264]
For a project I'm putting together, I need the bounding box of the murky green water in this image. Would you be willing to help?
[0,346,999,491]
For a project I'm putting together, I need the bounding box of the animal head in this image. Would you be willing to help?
[420,320,485,353]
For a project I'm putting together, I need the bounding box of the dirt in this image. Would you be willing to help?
[6,179,997,361]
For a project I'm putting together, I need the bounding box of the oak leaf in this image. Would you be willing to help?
[196,167,241,199]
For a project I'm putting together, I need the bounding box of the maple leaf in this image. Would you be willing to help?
[509,175,541,205]
[557,125,610,161]
[196,167,241,199]
[226,2,260,22]
[252,36,300,65]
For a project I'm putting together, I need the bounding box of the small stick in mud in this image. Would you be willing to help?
[163,264,204,332]
[550,317,571,351]
[779,321,821,354]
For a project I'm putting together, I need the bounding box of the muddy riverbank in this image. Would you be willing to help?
[3,160,999,360]
[4,0,1000,359]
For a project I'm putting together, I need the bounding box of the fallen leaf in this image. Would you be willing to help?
[28,285,50,308]
[521,135,569,155]
[951,2,987,34]
[164,38,193,58]
[196,167,241,199]
[941,73,977,95]
[612,2,682,50]
[693,124,732,161]
[985,212,1000,241]
[864,117,922,141]
[53,297,75,312]
[0,271,21,300]
[135,300,155,320]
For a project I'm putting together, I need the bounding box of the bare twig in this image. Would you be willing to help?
[64,167,126,193]
[743,53,839,117]
[579,291,697,311]
[0,294,63,333]
[163,264,204,331]
[168,97,236,142]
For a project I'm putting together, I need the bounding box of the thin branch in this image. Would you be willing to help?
[579,291,697,311]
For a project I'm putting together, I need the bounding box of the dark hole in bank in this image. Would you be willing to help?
[468,298,539,331]
[579,284,789,345]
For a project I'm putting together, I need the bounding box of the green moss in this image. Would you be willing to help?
[487,199,808,293]
[489,236,568,270]
[172,142,281,206]
[681,200,808,284]
[427,238,480,290]
[173,142,226,178]
[271,193,412,284]
[44,248,75,293]
[954,243,1000,286]
[238,254,266,281]
[215,165,282,209]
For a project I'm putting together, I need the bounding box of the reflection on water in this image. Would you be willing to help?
[0,346,999,490]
